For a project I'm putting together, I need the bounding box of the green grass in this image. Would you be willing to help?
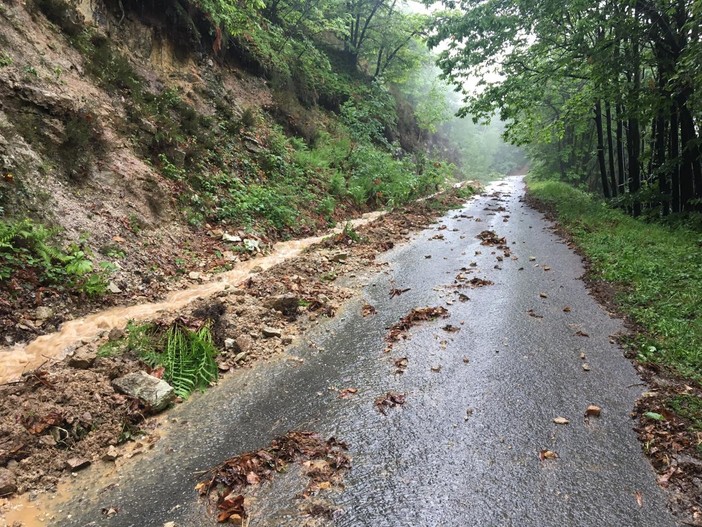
[528,179,702,381]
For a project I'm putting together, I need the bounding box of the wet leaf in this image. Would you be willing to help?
[539,449,558,460]
[394,357,408,374]
[246,471,260,485]
[539,292,548,298]
[575,330,589,337]
[644,412,665,421]
[442,324,460,332]
[462,356,470,363]
[527,309,543,319]
[361,304,377,317]
[385,307,449,351]
[634,491,643,507]
[563,306,572,313]
[477,230,506,246]
[585,405,602,417]
[579,352,586,360]
[543,266,551,271]
[375,391,406,414]
[582,363,591,371]
[389,287,411,298]
[431,365,442,373]
[553,417,570,425]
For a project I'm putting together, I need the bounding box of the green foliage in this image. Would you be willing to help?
[0,219,113,295]
[668,395,702,431]
[140,323,219,399]
[0,52,12,68]
[528,179,702,380]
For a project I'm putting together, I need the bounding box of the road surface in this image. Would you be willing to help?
[52,177,676,527]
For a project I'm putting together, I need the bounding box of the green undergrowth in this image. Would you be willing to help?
[0,218,114,296]
[101,321,219,399]
[527,179,702,381]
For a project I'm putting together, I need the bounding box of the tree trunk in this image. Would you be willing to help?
[669,107,681,213]
[594,101,610,198]
[605,102,617,197]
[616,103,626,194]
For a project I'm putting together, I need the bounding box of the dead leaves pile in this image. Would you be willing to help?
[385,307,449,352]
[375,392,406,414]
[477,230,506,246]
[197,431,351,524]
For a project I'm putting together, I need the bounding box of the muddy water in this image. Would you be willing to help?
[0,212,383,383]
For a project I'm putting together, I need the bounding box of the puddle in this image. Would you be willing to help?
[0,212,384,384]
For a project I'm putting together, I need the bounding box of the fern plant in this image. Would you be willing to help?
[139,323,219,399]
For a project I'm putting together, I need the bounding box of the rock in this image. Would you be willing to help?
[107,282,122,294]
[108,328,125,341]
[264,295,299,316]
[235,335,253,353]
[68,348,95,369]
[222,233,242,243]
[243,239,260,252]
[224,338,236,350]
[330,252,348,262]
[65,458,91,472]
[317,294,330,304]
[234,351,248,363]
[102,446,120,462]
[188,271,201,281]
[34,306,54,321]
[250,265,263,273]
[112,371,175,412]
[262,327,282,338]
[0,468,17,495]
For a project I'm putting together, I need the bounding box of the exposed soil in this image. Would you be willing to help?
[0,186,475,506]
[526,190,702,527]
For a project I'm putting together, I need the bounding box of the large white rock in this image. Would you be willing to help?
[112,371,175,411]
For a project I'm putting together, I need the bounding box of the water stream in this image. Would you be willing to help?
[0,212,384,383]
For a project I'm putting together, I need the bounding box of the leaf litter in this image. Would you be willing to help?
[197,431,351,524]
[385,306,449,352]
[375,391,406,414]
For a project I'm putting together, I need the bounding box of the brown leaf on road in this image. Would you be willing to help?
[375,392,406,414]
[539,292,548,298]
[575,330,590,337]
[563,306,572,313]
[361,304,377,317]
[527,309,543,319]
[431,365,442,373]
[539,449,559,460]
[477,230,506,246]
[585,404,602,418]
[385,306,449,352]
[389,287,411,298]
[394,357,408,374]
[553,417,570,425]
[634,490,643,507]
[582,363,591,371]
[338,388,358,398]
[442,324,460,332]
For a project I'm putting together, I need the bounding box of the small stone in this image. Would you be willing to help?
[112,371,175,412]
[65,458,91,472]
[108,328,125,341]
[330,252,348,262]
[262,327,282,338]
[102,446,120,462]
[234,351,248,363]
[264,295,299,316]
[34,306,54,321]
[235,335,253,353]
[224,338,236,350]
[68,349,95,369]
[107,282,122,294]
[250,265,263,273]
[222,233,242,243]
[188,271,201,281]
[0,468,17,495]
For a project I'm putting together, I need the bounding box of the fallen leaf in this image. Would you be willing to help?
[462,356,470,363]
[389,287,411,298]
[394,357,408,374]
[579,352,586,360]
[634,491,643,507]
[375,392,406,414]
[553,417,570,425]
[529,256,536,261]
[582,363,591,371]
[539,292,548,298]
[539,449,558,460]
[431,365,442,373]
[543,266,551,271]
[361,304,377,317]
[563,306,572,313]
[585,404,602,417]
[644,411,665,421]
[442,324,460,332]
[338,388,358,399]
[246,471,260,485]
[575,330,590,337]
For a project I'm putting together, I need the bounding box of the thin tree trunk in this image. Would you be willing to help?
[594,101,611,198]
[616,103,626,193]
[669,107,681,213]
[605,102,617,197]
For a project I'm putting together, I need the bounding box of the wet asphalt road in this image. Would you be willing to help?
[55,177,677,527]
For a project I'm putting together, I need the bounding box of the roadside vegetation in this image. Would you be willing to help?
[528,180,702,381]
